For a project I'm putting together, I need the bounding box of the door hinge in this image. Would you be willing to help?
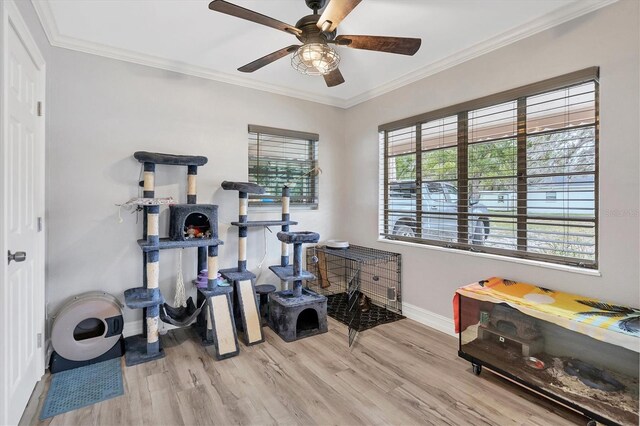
[37,217,43,232]
[37,101,43,117]
[37,333,43,348]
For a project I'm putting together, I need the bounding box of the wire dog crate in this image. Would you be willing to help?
[306,245,403,345]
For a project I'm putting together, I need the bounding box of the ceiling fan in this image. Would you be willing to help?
[208,0,421,87]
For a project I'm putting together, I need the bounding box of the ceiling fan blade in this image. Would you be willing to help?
[323,68,345,87]
[209,0,301,36]
[238,45,301,73]
[317,0,362,32]
[334,35,421,55]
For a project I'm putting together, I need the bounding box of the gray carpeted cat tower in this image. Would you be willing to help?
[269,231,328,342]
[219,182,327,343]
[218,182,299,346]
[122,155,328,365]
[123,151,238,365]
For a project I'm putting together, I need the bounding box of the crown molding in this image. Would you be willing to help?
[31,0,617,110]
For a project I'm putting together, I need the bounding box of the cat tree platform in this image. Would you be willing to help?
[137,237,224,251]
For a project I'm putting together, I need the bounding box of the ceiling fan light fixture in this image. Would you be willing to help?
[291,43,340,76]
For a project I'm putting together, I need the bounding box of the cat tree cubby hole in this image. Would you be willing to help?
[297,308,320,339]
[169,204,217,241]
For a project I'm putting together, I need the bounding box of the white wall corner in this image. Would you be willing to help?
[402,302,457,338]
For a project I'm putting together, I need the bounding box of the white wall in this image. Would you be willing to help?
[341,0,640,321]
[15,1,345,329]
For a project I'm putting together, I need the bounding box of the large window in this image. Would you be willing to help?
[248,125,319,208]
[379,68,598,268]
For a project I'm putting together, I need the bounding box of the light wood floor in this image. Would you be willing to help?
[22,318,585,425]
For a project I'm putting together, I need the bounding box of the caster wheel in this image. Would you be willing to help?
[586,420,597,426]
[472,363,482,375]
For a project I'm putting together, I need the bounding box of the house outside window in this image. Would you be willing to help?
[379,68,599,268]
[248,125,319,209]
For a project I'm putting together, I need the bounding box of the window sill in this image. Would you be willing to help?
[377,238,601,277]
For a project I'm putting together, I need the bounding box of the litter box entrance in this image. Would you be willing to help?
[297,308,319,338]
[73,318,105,341]
[184,213,211,239]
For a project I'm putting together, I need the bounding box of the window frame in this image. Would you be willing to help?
[248,125,319,209]
[379,67,599,269]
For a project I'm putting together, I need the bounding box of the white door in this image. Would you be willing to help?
[1,1,46,425]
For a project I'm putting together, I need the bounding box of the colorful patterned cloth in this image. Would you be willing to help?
[454,277,639,353]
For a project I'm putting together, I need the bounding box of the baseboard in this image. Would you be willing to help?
[125,307,454,338]
[402,302,456,337]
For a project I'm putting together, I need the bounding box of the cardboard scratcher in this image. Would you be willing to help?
[207,294,239,360]
[235,280,264,345]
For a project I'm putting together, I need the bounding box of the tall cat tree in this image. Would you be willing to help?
[218,182,299,345]
[123,152,239,365]
[218,182,326,343]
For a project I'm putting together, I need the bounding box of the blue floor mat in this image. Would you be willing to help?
[40,358,124,420]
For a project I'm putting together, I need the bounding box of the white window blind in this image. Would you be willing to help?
[379,68,598,268]
[248,125,319,208]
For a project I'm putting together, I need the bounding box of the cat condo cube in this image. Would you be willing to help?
[169,204,218,241]
[268,231,328,342]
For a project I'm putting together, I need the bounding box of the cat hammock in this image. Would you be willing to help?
[159,298,205,327]
[159,250,205,327]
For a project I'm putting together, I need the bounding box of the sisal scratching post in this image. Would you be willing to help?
[238,191,248,272]
[144,168,161,355]
[124,161,166,366]
[187,165,197,204]
[280,186,291,290]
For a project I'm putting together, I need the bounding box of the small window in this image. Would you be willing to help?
[248,125,319,208]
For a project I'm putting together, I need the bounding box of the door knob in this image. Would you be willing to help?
[7,250,26,264]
